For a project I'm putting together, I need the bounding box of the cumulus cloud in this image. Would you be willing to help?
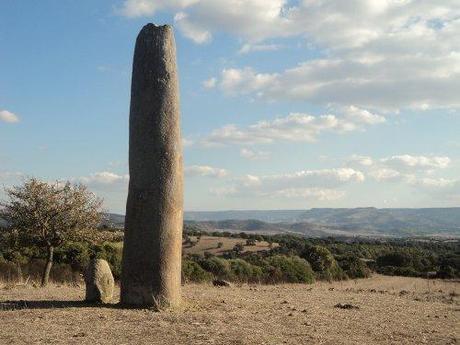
[238,43,282,55]
[212,54,460,110]
[214,167,364,199]
[411,177,456,188]
[381,155,451,171]
[368,168,404,182]
[118,1,459,110]
[347,154,451,173]
[240,148,270,160]
[219,67,277,97]
[272,188,345,201]
[113,0,456,111]
[117,0,198,17]
[0,110,20,123]
[346,154,374,167]
[347,154,455,194]
[174,12,212,43]
[79,172,129,187]
[199,107,385,147]
[202,77,217,89]
[185,165,228,178]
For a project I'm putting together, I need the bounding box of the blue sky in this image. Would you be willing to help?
[1,0,459,213]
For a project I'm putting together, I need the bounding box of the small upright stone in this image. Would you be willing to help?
[84,259,115,303]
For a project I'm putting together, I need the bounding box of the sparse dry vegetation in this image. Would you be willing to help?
[0,275,458,344]
[183,235,277,256]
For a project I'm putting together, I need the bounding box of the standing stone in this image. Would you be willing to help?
[120,23,183,308]
[84,259,115,304]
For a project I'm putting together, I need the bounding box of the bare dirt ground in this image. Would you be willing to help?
[0,275,458,345]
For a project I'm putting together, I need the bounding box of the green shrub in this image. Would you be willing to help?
[302,245,345,281]
[337,256,371,279]
[265,255,314,284]
[200,256,231,279]
[88,242,123,279]
[228,259,262,283]
[376,252,412,268]
[182,260,212,283]
[54,242,91,270]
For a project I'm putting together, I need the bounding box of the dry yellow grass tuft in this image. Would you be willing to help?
[0,275,458,344]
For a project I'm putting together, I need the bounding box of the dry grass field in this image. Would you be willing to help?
[0,275,458,345]
[183,235,277,256]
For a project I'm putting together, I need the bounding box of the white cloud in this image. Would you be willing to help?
[381,155,451,171]
[350,154,457,199]
[343,154,457,200]
[240,148,270,160]
[216,167,364,198]
[185,165,228,178]
[411,177,456,188]
[182,138,195,147]
[79,171,129,187]
[117,0,198,17]
[170,0,292,43]
[219,67,278,96]
[346,154,374,167]
[118,1,459,110]
[200,107,385,147]
[0,110,20,123]
[273,188,345,201]
[136,0,457,111]
[174,12,212,44]
[343,105,386,125]
[368,168,403,182]
[238,43,282,55]
[212,54,460,110]
[202,77,217,89]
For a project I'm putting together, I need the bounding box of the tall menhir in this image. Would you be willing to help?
[120,24,183,308]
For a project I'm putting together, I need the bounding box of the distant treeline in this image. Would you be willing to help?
[0,225,458,284]
[184,226,459,281]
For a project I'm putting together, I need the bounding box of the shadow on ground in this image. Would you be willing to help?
[0,300,123,311]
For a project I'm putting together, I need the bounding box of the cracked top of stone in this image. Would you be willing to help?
[141,23,172,32]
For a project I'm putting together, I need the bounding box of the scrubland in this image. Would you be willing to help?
[0,275,458,345]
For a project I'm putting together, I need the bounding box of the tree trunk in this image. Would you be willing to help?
[41,246,54,287]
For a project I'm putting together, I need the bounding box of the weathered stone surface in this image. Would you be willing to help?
[120,23,183,308]
[84,259,114,303]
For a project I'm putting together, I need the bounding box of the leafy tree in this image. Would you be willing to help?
[0,178,103,286]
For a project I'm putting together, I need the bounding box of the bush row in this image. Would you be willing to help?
[182,255,315,284]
